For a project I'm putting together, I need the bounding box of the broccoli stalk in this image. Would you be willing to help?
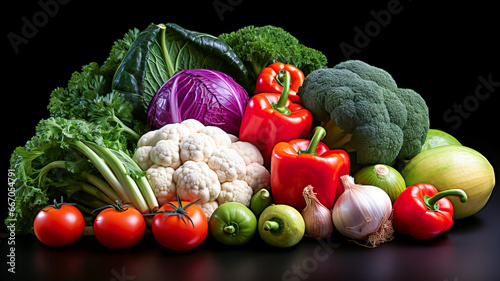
[322,120,353,151]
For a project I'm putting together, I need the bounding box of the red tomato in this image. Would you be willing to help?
[152,200,208,251]
[93,205,145,249]
[34,204,85,247]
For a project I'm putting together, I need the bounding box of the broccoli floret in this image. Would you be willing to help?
[218,25,327,88]
[394,88,430,159]
[299,60,429,168]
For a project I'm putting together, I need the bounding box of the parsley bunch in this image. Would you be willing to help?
[8,28,158,234]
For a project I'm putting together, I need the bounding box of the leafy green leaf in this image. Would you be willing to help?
[8,28,142,234]
[112,23,252,120]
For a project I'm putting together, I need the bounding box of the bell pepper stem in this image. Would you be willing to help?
[263,220,280,231]
[260,189,270,200]
[271,71,292,115]
[299,127,327,155]
[223,221,239,237]
[424,189,468,212]
[276,70,287,87]
[224,225,236,234]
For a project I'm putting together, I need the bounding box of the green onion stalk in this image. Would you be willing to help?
[39,140,156,215]
[83,141,153,214]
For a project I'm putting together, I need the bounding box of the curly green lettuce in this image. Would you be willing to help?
[219,25,328,90]
[8,28,147,234]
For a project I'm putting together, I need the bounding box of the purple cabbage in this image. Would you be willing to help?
[147,69,249,135]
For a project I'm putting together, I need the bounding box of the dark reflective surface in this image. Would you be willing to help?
[3,1,499,281]
[2,189,499,281]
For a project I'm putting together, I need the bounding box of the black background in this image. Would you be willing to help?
[2,1,499,281]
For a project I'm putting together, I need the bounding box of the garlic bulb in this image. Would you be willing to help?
[332,175,393,247]
[301,185,334,239]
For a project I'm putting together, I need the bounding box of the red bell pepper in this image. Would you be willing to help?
[392,183,468,240]
[239,71,313,168]
[254,62,305,103]
[270,127,350,210]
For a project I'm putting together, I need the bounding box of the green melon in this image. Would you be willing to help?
[402,145,495,219]
[421,129,462,152]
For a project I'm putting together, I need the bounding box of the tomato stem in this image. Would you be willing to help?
[223,221,240,237]
[42,196,77,212]
[224,225,235,234]
[91,200,131,214]
[143,195,202,228]
[263,220,280,231]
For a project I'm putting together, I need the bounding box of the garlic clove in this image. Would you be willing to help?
[301,185,334,239]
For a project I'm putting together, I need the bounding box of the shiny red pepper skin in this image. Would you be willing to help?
[254,62,305,103]
[239,94,312,168]
[392,183,468,240]
[270,130,350,210]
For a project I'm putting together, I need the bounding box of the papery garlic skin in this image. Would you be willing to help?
[332,175,392,241]
[301,185,334,239]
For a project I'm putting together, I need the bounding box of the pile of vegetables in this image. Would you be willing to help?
[8,21,496,251]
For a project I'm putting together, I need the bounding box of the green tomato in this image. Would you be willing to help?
[209,202,257,245]
[258,204,305,248]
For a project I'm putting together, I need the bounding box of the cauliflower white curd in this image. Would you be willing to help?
[132,119,270,219]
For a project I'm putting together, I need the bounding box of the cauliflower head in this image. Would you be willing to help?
[208,147,246,183]
[199,126,232,148]
[134,120,271,211]
[195,201,219,221]
[133,146,154,171]
[244,163,270,192]
[181,119,205,134]
[174,161,221,203]
[149,140,181,169]
[180,133,216,163]
[231,141,264,166]
[146,164,177,206]
[227,134,239,143]
[137,130,157,147]
[154,123,192,144]
[217,180,253,207]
